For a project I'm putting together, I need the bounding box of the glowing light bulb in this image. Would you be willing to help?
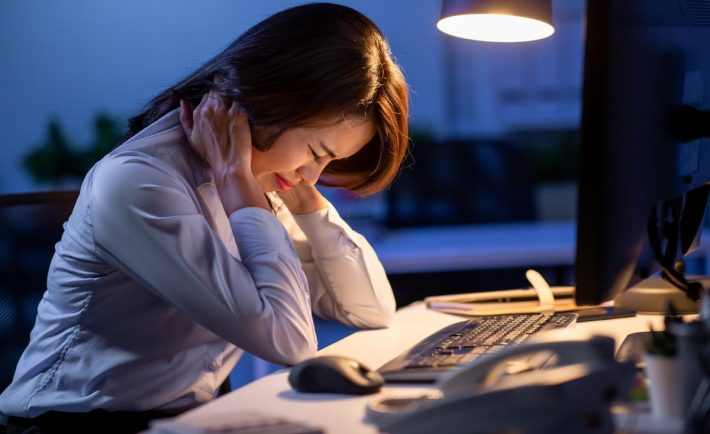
[437,13,555,42]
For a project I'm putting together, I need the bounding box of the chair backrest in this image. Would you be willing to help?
[0,190,79,393]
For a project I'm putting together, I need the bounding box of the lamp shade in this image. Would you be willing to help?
[437,0,555,42]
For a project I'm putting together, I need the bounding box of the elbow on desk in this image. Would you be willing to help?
[366,289,397,328]
[370,313,395,329]
[344,302,396,329]
[218,308,318,365]
[267,333,318,365]
[237,331,317,366]
[257,316,318,365]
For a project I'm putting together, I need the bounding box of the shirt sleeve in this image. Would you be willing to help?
[280,198,396,329]
[89,155,317,365]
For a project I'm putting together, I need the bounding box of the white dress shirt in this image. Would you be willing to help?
[0,110,395,421]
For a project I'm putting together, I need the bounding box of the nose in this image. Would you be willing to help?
[297,161,327,187]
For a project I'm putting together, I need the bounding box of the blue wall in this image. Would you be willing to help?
[0,0,587,388]
[0,0,452,193]
[0,0,585,194]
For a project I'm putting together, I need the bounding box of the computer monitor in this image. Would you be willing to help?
[575,0,710,313]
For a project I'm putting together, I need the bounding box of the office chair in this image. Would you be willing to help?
[0,190,79,393]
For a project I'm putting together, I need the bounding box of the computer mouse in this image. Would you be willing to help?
[288,355,384,395]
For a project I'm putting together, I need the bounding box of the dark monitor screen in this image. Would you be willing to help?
[575,0,710,310]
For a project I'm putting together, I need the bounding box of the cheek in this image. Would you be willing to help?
[251,149,303,176]
[250,151,268,176]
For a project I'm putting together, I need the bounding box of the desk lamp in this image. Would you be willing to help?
[437,0,555,42]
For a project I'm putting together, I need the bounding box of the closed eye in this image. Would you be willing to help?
[309,146,328,162]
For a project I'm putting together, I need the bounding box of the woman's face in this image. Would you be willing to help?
[251,116,375,193]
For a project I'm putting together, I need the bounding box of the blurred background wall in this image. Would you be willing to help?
[0,0,589,387]
[0,0,585,206]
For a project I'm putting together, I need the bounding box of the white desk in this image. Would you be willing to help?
[164,303,669,434]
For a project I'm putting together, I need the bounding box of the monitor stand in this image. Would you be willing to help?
[614,276,707,314]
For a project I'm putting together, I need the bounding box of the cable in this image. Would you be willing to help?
[647,199,702,302]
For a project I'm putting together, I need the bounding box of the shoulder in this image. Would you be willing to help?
[88,153,199,219]
[95,153,187,194]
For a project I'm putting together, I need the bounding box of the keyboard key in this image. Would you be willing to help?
[378,312,578,382]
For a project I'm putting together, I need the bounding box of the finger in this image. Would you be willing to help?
[228,101,240,116]
[229,103,252,148]
[196,92,210,108]
[227,102,242,142]
[193,92,211,123]
[179,99,194,132]
[215,91,231,114]
[205,90,224,110]
[194,92,211,113]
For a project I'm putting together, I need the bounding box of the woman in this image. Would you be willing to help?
[0,3,408,433]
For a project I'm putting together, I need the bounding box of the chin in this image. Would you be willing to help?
[255,176,274,193]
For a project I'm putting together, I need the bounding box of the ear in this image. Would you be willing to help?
[251,125,284,152]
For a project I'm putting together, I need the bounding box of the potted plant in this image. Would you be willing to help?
[23,114,123,187]
[643,313,684,420]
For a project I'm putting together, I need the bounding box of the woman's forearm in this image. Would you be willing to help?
[289,204,396,328]
[277,183,328,215]
[214,167,270,215]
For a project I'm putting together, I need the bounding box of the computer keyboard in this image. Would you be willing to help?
[378,312,578,382]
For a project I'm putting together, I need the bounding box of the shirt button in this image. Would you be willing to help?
[208,360,219,371]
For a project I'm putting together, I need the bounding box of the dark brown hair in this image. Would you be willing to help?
[124,3,409,196]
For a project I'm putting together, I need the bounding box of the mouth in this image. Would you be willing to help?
[275,174,294,191]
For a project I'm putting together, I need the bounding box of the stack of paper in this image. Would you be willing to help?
[425,286,590,316]
[146,410,323,434]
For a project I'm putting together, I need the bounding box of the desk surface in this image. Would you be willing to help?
[167,303,666,434]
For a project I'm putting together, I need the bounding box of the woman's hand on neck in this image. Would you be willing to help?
[277,183,328,215]
[180,93,270,215]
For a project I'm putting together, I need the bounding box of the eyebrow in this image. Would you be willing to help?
[318,141,337,159]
